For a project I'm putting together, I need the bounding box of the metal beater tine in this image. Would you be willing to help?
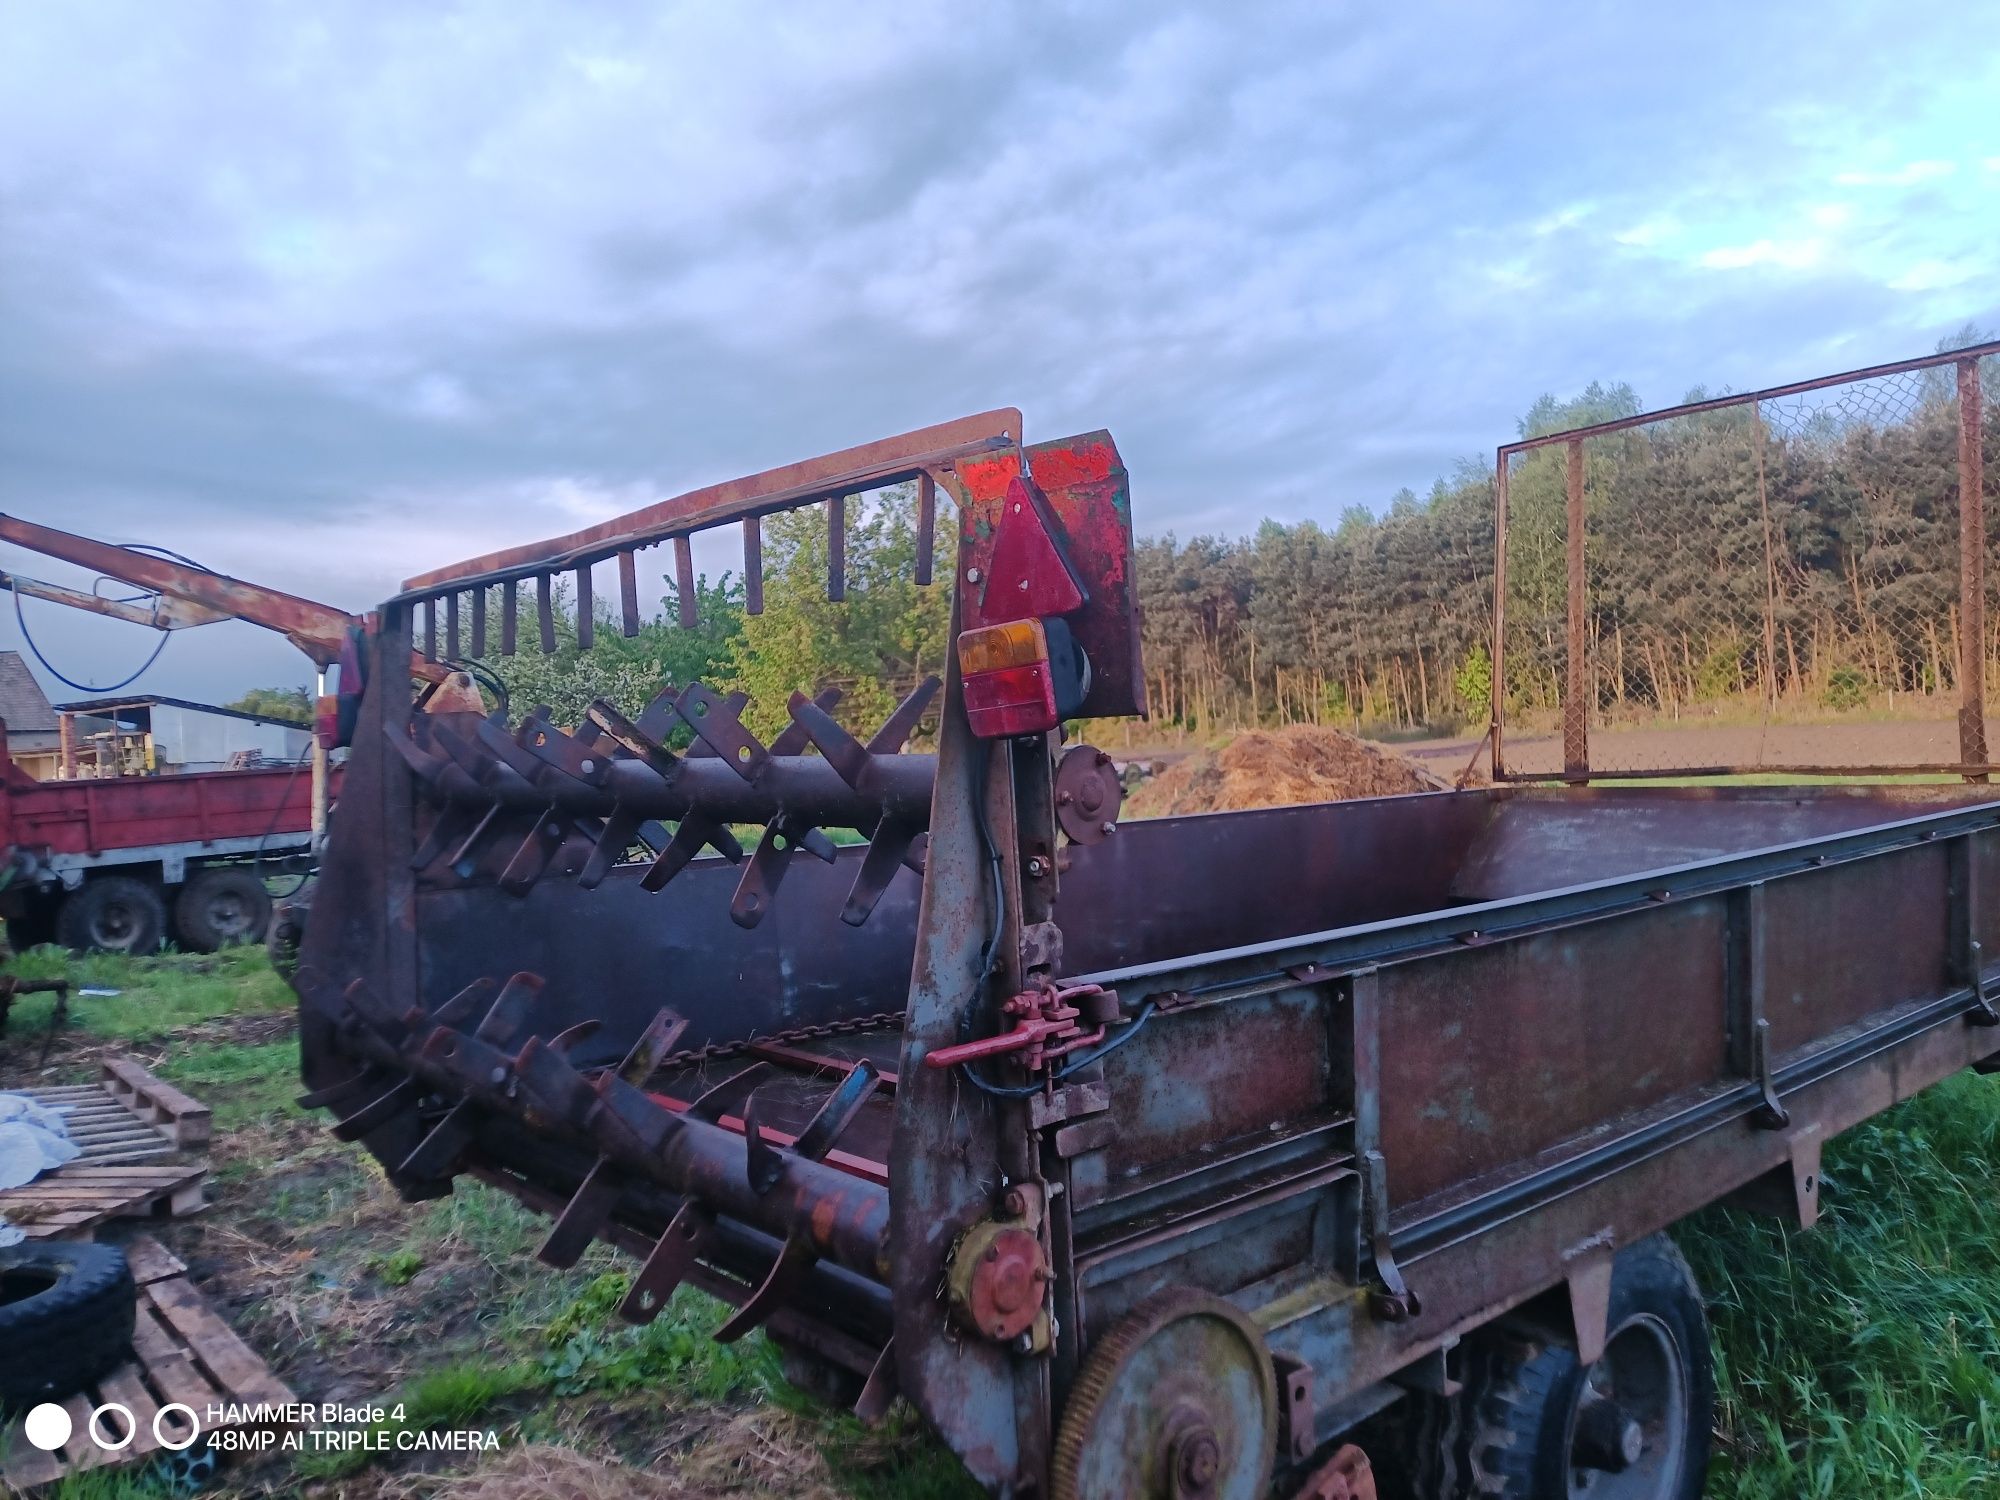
[618,1201,715,1325]
[675,682,770,780]
[787,696,870,789]
[537,1159,621,1268]
[841,822,918,927]
[769,686,843,756]
[866,675,941,754]
[474,972,546,1048]
[617,1009,691,1086]
[793,1060,882,1161]
[586,698,682,780]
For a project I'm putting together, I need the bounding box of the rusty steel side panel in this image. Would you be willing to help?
[1100,991,1332,1179]
[1336,987,2000,1398]
[1377,900,1731,1206]
[1760,848,1950,1053]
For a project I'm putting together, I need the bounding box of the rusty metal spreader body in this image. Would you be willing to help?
[294,413,2000,1498]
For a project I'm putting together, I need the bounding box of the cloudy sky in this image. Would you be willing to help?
[1,2,1995,701]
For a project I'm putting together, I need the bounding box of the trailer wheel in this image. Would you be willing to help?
[0,1240,137,1409]
[56,875,166,955]
[1466,1236,1711,1500]
[174,867,273,951]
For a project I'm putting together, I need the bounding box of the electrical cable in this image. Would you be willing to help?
[11,580,170,693]
[5,539,218,694]
[251,740,319,900]
[442,657,510,718]
[957,1002,1159,1098]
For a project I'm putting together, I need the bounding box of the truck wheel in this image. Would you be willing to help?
[1466,1236,1712,1500]
[0,1240,137,1408]
[174,867,273,951]
[56,875,167,955]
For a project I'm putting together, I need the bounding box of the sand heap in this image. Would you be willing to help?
[1124,724,1447,818]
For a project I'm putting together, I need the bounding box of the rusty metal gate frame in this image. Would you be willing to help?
[1490,340,2000,784]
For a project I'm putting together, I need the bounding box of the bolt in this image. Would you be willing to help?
[1013,1332,1035,1354]
[985,1245,1000,1262]
[966,567,982,584]
[1002,1186,1029,1216]
[489,1066,507,1086]
[1026,856,1048,878]
[1056,790,1074,805]
[579,758,595,774]
[1099,821,1117,836]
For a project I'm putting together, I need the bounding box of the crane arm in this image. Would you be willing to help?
[0,513,356,667]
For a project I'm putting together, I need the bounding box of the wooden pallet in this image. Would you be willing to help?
[100,1058,213,1149]
[14,1080,182,1168]
[0,1238,295,1493]
[0,1163,207,1241]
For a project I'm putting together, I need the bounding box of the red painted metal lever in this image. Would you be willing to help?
[924,983,1113,1074]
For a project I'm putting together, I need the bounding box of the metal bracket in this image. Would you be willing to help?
[1968,938,1999,1027]
[1749,1017,1789,1130]
[1361,1148,1419,1322]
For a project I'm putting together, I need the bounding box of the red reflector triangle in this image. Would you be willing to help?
[981,476,1085,624]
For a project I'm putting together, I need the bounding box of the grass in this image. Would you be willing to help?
[3,941,292,1044]
[1681,1071,2000,1498]
[13,949,2000,1496]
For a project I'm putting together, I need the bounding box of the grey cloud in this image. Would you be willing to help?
[0,0,1995,700]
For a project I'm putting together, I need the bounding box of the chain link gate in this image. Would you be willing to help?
[1491,341,2000,782]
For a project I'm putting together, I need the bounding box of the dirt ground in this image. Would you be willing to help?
[1403,715,1979,780]
[1124,724,1445,817]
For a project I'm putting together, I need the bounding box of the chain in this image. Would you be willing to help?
[644,1010,907,1074]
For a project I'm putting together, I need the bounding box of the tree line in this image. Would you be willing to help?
[237,330,1997,746]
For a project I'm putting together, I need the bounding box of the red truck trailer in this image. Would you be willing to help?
[0,734,327,952]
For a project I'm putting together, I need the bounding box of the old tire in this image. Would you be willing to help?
[174,867,273,952]
[57,875,166,955]
[0,1241,137,1409]
[1466,1236,1712,1499]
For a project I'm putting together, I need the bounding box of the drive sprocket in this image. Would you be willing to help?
[1050,1286,1278,1500]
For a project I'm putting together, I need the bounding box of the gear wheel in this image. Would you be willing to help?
[1051,1287,1278,1500]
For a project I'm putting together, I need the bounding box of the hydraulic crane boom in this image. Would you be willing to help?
[0,514,358,667]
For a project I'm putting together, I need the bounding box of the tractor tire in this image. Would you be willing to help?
[0,1240,137,1410]
[1463,1235,1712,1500]
[174,866,273,952]
[56,875,167,956]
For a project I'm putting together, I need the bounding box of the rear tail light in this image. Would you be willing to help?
[958,619,1058,738]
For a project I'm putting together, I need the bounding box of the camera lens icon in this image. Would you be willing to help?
[22,1399,200,1453]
